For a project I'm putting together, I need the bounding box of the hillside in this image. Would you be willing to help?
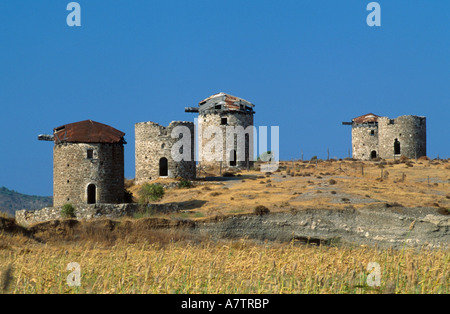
[0,159,448,294]
[0,187,52,216]
[128,158,450,219]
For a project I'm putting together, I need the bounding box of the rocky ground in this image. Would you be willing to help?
[196,204,449,249]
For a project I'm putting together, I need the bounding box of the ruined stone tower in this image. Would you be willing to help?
[135,121,196,184]
[377,115,427,160]
[185,92,255,169]
[48,120,126,207]
[343,113,426,160]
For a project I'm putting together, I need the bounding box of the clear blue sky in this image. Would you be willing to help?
[0,1,449,196]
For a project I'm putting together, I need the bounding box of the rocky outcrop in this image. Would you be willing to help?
[196,205,449,249]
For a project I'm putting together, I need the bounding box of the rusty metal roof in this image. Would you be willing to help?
[53,120,126,144]
[198,92,255,113]
[352,113,379,124]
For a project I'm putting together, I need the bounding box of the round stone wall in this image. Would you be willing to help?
[378,116,426,159]
[135,121,196,184]
[53,142,124,207]
[198,112,254,169]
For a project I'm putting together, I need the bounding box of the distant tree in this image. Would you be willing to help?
[138,184,165,204]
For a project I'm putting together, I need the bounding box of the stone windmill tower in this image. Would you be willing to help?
[39,120,126,206]
[185,92,255,169]
[135,120,196,184]
[343,113,426,160]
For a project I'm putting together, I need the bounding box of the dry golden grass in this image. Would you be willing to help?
[0,237,448,294]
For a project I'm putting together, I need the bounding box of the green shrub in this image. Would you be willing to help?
[138,184,165,204]
[254,205,270,216]
[61,203,76,218]
[178,180,193,189]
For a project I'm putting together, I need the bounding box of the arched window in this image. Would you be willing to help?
[159,157,168,176]
[394,139,401,155]
[371,151,377,159]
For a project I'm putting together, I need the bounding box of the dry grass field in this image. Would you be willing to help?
[0,237,448,294]
[0,158,449,294]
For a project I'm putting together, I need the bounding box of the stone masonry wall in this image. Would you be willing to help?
[53,143,124,207]
[15,202,185,227]
[198,112,254,169]
[135,121,195,184]
[15,204,137,226]
[351,124,379,160]
[378,115,426,159]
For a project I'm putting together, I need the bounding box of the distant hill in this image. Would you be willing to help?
[0,187,52,216]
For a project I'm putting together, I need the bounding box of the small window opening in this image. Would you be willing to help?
[370,130,375,136]
[221,117,228,125]
[87,149,94,159]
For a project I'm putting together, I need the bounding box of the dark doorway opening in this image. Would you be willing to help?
[229,150,237,167]
[87,184,96,204]
[159,157,168,176]
[371,151,377,159]
[394,139,401,155]
[245,134,250,163]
